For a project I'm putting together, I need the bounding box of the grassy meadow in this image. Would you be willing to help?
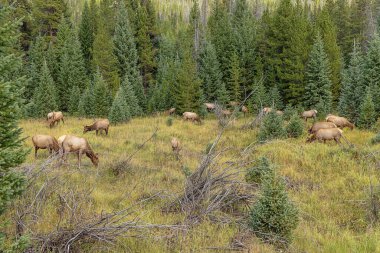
[6,115,380,252]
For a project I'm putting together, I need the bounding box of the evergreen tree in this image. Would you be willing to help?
[0,4,28,215]
[249,165,299,246]
[31,61,58,117]
[199,41,229,105]
[68,86,81,115]
[93,70,112,117]
[113,1,146,109]
[268,85,283,109]
[79,1,95,75]
[228,51,242,102]
[304,34,332,115]
[250,81,268,113]
[120,76,142,117]
[358,87,376,129]
[89,0,99,34]
[364,34,380,116]
[316,8,342,103]
[31,0,67,40]
[78,84,95,118]
[109,86,131,124]
[258,112,286,141]
[26,36,46,100]
[92,20,120,95]
[338,43,365,123]
[286,114,304,138]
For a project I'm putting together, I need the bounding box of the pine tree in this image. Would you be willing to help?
[68,85,81,115]
[268,85,283,109]
[338,43,365,123]
[93,70,112,117]
[249,165,299,246]
[31,61,58,117]
[31,0,67,40]
[109,86,131,124]
[79,1,95,75]
[228,51,242,102]
[286,114,304,138]
[0,4,28,215]
[199,41,229,105]
[92,20,120,95]
[304,34,332,115]
[113,1,146,110]
[316,8,342,103]
[358,87,376,129]
[250,81,268,113]
[364,34,380,116]
[78,84,96,118]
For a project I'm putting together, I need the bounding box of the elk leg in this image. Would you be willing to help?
[35,147,38,158]
[96,130,98,135]
[106,127,109,135]
[78,150,83,168]
[62,118,64,124]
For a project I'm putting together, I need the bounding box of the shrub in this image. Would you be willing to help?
[371,133,380,144]
[166,117,173,127]
[246,157,273,184]
[249,168,299,247]
[286,114,304,138]
[258,112,286,142]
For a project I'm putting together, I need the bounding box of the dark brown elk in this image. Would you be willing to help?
[326,115,354,130]
[32,135,60,158]
[183,112,201,124]
[308,122,337,134]
[61,135,99,168]
[83,119,110,135]
[302,110,318,122]
[306,128,344,144]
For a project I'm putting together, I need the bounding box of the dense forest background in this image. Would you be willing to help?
[4,0,380,126]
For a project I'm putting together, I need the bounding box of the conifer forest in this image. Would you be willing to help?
[3,0,380,252]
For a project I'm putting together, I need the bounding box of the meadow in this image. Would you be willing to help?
[5,115,380,252]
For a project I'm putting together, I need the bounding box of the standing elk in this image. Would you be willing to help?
[32,135,60,158]
[48,111,64,128]
[61,135,99,168]
[204,103,216,111]
[183,112,202,124]
[326,115,354,130]
[306,128,344,144]
[83,119,110,135]
[308,122,337,134]
[302,110,318,122]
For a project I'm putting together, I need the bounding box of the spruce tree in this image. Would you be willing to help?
[268,85,283,109]
[93,70,112,117]
[78,84,96,118]
[258,112,286,141]
[68,85,81,115]
[113,0,146,110]
[27,36,46,100]
[79,1,95,75]
[228,51,242,102]
[250,81,268,113]
[358,87,376,129]
[364,34,380,116]
[31,61,58,118]
[119,76,142,117]
[109,86,131,124]
[0,4,28,215]
[249,165,299,246]
[303,34,332,115]
[338,43,365,123]
[199,41,229,105]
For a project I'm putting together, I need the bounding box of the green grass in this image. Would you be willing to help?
[5,116,380,252]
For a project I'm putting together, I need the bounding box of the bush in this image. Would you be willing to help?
[249,167,299,247]
[166,117,173,127]
[258,112,286,142]
[371,133,380,144]
[246,157,273,184]
[286,114,304,138]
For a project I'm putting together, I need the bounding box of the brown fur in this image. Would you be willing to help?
[326,115,354,130]
[306,128,344,144]
[165,108,176,115]
[308,122,337,134]
[229,101,239,107]
[32,134,60,158]
[83,119,110,135]
[204,103,216,111]
[171,138,181,153]
[262,107,283,116]
[183,112,201,124]
[48,111,64,128]
[47,112,54,121]
[221,109,232,117]
[241,105,248,116]
[302,109,318,122]
[61,135,99,167]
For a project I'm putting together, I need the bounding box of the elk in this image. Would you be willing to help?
[83,119,110,135]
[204,103,216,111]
[308,122,337,134]
[302,110,318,122]
[61,135,99,168]
[32,135,60,158]
[326,115,354,130]
[241,106,248,116]
[306,128,344,144]
[48,111,64,128]
[183,112,201,124]
[166,108,176,115]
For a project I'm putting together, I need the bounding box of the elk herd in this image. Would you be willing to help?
[32,105,355,168]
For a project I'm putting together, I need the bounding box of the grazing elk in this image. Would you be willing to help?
[302,110,318,122]
[48,111,64,128]
[47,112,55,121]
[326,115,354,130]
[83,119,110,135]
[61,135,99,168]
[32,135,60,158]
[262,107,283,116]
[166,108,176,115]
[171,137,181,160]
[308,122,337,134]
[204,103,216,111]
[183,112,201,124]
[221,109,232,117]
[306,128,344,144]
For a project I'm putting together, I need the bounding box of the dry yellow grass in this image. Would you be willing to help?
[5,116,380,252]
